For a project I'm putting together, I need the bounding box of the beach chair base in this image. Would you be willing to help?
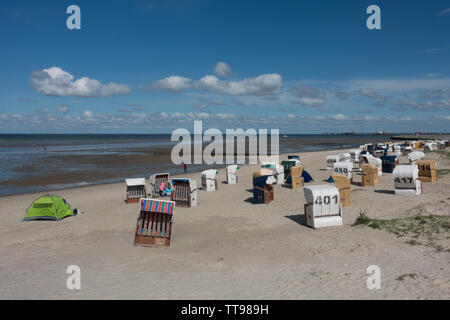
[304,204,343,229]
[134,234,171,247]
[126,198,141,203]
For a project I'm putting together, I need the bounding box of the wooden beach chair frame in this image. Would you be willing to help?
[290,165,304,189]
[331,174,351,207]
[360,164,378,187]
[417,160,437,183]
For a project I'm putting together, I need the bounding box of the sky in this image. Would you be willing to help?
[0,0,449,133]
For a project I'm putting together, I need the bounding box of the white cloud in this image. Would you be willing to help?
[150,76,192,93]
[29,67,131,97]
[195,74,282,96]
[56,105,70,113]
[437,8,450,16]
[214,62,232,78]
[290,86,326,107]
[83,110,94,117]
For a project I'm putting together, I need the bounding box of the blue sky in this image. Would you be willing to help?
[0,0,449,133]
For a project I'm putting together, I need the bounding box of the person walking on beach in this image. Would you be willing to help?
[183,162,187,173]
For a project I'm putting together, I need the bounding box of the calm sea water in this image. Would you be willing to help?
[0,134,392,197]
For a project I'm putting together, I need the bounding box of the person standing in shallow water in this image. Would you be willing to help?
[183,162,187,173]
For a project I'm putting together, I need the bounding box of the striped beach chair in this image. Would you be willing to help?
[134,199,175,247]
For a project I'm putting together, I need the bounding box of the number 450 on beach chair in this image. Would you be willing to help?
[134,199,175,247]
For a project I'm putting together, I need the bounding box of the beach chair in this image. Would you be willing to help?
[281,160,300,177]
[290,166,304,189]
[226,165,240,184]
[360,154,382,176]
[331,174,351,207]
[288,155,300,161]
[339,153,351,161]
[252,174,275,204]
[408,151,425,164]
[380,155,399,173]
[149,173,170,196]
[202,169,218,191]
[326,155,341,169]
[417,160,438,183]
[393,165,422,196]
[134,199,175,247]
[125,178,147,203]
[361,164,378,187]
[171,178,197,207]
[350,150,360,162]
[261,162,284,184]
[333,161,353,182]
[304,185,342,229]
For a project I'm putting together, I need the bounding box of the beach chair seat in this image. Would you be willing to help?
[252,174,275,204]
[417,160,438,183]
[171,178,197,207]
[226,165,240,184]
[202,169,218,191]
[361,164,378,187]
[380,155,399,173]
[149,173,170,196]
[393,165,422,196]
[304,185,342,229]
[134,199,175,247]
[125,178,147,203]
[331,174,351,207]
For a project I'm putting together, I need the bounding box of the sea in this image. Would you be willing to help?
[0,134,393,197]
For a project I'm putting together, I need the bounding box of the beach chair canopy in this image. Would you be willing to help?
[408,151,425,162]
[23,194,77,221]
[126,178,146,187]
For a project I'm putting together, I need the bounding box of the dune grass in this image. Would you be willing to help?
[352,211,449,253]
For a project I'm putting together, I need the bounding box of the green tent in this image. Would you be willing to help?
[23,194,77,221]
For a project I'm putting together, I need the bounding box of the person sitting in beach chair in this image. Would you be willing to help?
[159,182,166,196]
[164,183,174,197]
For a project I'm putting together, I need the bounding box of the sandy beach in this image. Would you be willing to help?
[0,148,448,299]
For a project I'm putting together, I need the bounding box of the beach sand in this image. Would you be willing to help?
[0,148,448,299]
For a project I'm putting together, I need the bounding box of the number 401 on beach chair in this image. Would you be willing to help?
[134,199,175,247]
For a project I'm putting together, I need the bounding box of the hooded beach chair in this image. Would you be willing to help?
[261,162,284,184]
[171,178,198,207]
[289,166,304,189]
[326,155,341,169]
[281,160,300,177]
[333,161,353,182]
[226,165,240,184]
[288,155,300,161]
[252,174,275,204]
[339,153,351,161]
[360,164,378,187]
[303,185,342,229]
[202,169,218,191]
[331,174,351,207]
[380,155,399,173]
[134,199,175,247]
[417,160,438,183]
[360,154,382,176]
[149,173,170,196]
[393,165,422,196]
[408,151,425,164]
[125,178,147,203]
